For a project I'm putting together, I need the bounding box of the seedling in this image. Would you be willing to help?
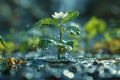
[34,11,80,59]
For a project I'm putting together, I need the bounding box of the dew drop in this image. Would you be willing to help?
[65,53,68,58]
[45,48,49,53]
[58,35,60,38]
[45,48,48,50]
[32,45,35,48]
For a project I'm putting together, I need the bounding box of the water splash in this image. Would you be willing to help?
[65,52,68,58]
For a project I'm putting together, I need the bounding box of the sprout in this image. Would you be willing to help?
[34,11,79,59]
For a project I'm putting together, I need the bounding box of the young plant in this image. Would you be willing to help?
[34,11,80,59]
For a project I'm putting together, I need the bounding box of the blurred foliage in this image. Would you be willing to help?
[0,36,7,48]
[0,28,40,56]
[18,36,39,52]
[103,32,112,42]
[93,38,120,54]
[73,16,120,54]
[0,57,26,71]
[7,57,27,69]
[84,16,107,39]
[0,41,14,53]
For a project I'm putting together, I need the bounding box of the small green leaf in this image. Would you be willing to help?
[66,26,80,35]
[38,39,52,48]
[55,40,79,52]
[72,40,79,47]
[34,18,58,27]
[55,43,72,51]
[61,11,79,24]
[64,40,78,47]
[38,39,56,48]
[0,36,7,48]
[67,34,80,39]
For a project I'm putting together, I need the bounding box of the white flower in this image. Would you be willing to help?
[52,12,68,19]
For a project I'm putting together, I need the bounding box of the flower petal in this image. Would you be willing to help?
[63,13,68,18]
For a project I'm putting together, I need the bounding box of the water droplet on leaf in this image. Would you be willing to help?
[32,45,35,48]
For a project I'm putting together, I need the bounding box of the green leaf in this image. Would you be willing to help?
[66,26,80,35]
[34,18,58,27]
[38,39,56,48]
[55,42,72,51]
[64,40,78,47]
[67,34,80,39]
[61,11,79,24]
[55,40,79,52]
[0,36,7,48]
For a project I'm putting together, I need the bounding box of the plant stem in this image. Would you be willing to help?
[60,27,62,43]
[58,24,63,59]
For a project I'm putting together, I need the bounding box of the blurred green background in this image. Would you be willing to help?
[0,0,120,34]
[0,0,120,54]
